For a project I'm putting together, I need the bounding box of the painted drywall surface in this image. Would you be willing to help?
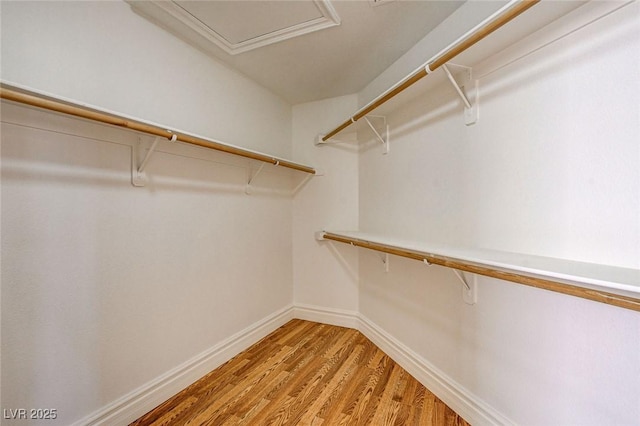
[1,1,296,424]
[292,95,359,313]
[0,0,292,159]
[358,2,640,425]
[1,105,294,426]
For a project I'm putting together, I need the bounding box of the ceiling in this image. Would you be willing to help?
[126,0,465,104]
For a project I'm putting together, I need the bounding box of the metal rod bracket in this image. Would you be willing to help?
[362,115,390,155]
[291,173,314,196]
[132,136,155,187]
[452,269,477,305]
[131,138,146,187]
[245,162,266,195]
[132,134,176,187]
[442,63,479,126]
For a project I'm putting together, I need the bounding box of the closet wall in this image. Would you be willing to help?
[292,95,360,319]
[1,2,295,425]
[2,0,639,425]
[0,1,292,158]
[355,1,639,424]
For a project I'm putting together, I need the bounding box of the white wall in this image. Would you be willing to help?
[0,0,291,158]
[3,0,639,425]
[1,1,296,425]
[358,1,640,424]
[292,95,359,317]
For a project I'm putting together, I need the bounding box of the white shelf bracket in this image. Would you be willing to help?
[452,269,477,305]
[380,253,390,272]
[131,134,176,187]
[452,269,471,290]
[245,162,266,195]
[131,138,146,187]
[291,173,314,196]
[362,115,390,155]
[441,63,479,126]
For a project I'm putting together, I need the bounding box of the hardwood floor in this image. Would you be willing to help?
[130,320,471,425]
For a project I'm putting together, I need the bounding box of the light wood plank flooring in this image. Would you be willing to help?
[130,319,471,425]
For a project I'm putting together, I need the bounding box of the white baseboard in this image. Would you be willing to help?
[291,304,513,425]
[72,304,510,426]
[72,305,295,426]
[357,314,514,426]
[292,303,360,329]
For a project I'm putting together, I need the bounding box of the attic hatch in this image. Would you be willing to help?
[127,0,340,55]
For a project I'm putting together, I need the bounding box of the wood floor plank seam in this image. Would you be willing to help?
[130,320,471,426]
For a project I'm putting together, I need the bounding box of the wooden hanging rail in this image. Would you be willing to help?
[322,0,540,141]
[320,231,640,312]
[0,85,316,175]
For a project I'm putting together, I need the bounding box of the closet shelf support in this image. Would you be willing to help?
[442,64,471,109]
[452,269,478,305]
[139,134,176,174]
[362,115,390,155]
[441,63,479,126]
[132,134,176,187]
[245,162,267,195]
[452,268,471,290]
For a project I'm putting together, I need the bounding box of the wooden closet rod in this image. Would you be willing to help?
[322,0,540,141]
[0,86,317,175]
[323,232,640,312]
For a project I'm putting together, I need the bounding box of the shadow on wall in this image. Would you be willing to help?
[360,5,637,154]
[1,160,297,199]
[474,6,638,107]
[0,131,300,199]
[359,83,462,154]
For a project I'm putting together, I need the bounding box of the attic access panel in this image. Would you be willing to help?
[130,0,340,55]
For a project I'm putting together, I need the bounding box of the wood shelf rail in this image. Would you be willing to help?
[320,231,640,312]
[0,85,316,175]
[321,0,540,141]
